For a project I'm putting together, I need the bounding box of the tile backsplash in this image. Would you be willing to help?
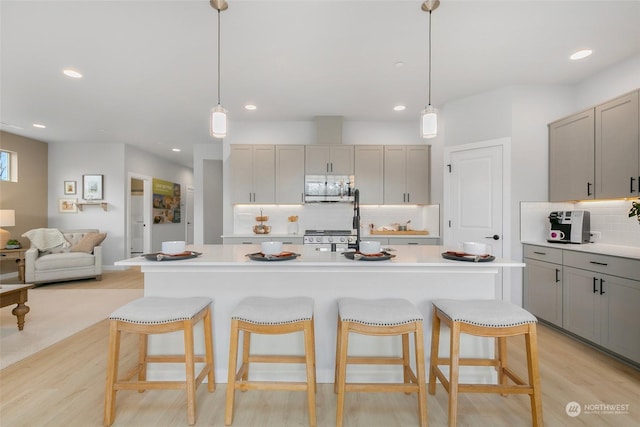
[233,204,440,237]
[521,200,640,247]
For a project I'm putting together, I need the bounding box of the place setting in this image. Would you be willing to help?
[246,241,300,261]
[343,241,396,261]
[441,242,495,262]
[143,241,202,261]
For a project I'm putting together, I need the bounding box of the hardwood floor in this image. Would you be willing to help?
[1,269,639,426]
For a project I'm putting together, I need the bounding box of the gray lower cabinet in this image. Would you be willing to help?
[524,244,640,364]
[524,245,563,327]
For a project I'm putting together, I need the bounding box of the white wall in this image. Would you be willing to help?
[575,53,640,108]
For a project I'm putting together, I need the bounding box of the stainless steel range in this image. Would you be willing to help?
[303,229,357,252]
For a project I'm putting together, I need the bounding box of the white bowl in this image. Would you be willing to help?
[463,242,487,255]
[359,240,381,255]
[261,241,283,255]
[162,240,186,254]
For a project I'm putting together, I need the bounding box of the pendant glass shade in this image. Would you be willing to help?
[210,104,227,139]
[421,105,438,139]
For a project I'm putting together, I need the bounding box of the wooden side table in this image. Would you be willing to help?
[0,248,27,283]
[0,284,34,330]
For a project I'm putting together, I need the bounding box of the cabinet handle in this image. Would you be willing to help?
[589,261,608,266]
[587,182,592,196]
[600,278,605,295]
[593,277,598,293]
[533,251,546,255]
[555,268,560,283]
[407,242,419,245]
[242,241,253,244]
[631,177,636,194]
[330,163,333,173]
[407,193,410,203]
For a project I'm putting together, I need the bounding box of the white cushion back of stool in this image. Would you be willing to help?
[338,298,423,326]
[231,296,314,325]
[109,296,213,325]
[432,299,537,327]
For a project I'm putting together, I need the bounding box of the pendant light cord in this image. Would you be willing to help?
[428,10,432,107]
[217,9,221,106]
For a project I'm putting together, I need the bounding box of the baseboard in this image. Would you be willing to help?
[0,272,19,282]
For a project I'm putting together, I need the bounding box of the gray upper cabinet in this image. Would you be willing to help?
[549,109,595,201]
[275,145,305,204]
[354,145,384,204]
[229,145,275,204]
[595,90,640,199]
[384,145,430,205]
[305,145,354,174]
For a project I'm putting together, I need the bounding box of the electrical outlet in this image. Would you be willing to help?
[590,231,602,242]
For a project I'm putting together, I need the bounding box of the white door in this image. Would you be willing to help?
[445,140,509,299]
[186,187,194,245]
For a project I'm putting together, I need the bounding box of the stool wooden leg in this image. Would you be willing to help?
[241,330,251,383]
[497,336,508,396]
[204,307,215,392]
[414,323,428,427]
[448,321,461,427]
[304,319,317,427]
[335,320,350,427]
[138,334,147,392]
[334,315,342,394]
[428,310,441,395]
[104,321,120,427]
[184,319,197,426]
[225,320,240,426]
[525,324,543,427]
[402,333,411,388]
[310,317,317,394]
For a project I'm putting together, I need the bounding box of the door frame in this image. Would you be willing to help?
[443,137,512,300]
[126,173,152,259]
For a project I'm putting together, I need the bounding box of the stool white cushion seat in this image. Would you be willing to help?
[231,296,314,325]
[109,296,213,325]
[338,298,423,326]
[432,299,537,328]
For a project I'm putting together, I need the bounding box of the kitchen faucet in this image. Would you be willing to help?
[350,189,360,251]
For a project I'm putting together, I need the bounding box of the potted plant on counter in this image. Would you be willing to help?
[629,199,640,224]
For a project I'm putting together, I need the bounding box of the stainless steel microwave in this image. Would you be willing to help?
[304,175,355,203]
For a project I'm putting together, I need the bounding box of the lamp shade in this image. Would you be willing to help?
[0,209,15,227]
[210,104,227,139]
[421,106,438,139]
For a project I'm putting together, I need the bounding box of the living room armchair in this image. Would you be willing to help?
[24,229,105,285]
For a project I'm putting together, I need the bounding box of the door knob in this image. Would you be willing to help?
[485,234,500,240]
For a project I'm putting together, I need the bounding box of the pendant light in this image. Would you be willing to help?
[210,0,228,139]
[421,0,439,139]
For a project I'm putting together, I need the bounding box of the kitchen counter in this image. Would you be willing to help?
[116,244,523,384]
[521,241,640,260]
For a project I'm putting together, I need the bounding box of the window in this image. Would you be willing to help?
[0,149,17,182]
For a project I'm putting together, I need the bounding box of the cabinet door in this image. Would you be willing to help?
[563,266,601,343]
[405,145,430,204]
[276,145,305,204]
[384,146,407,204]
[252,146,275,203]
[229,145,254,204]
[595,90,640,199]
[329,146,354,174]
[524,259,563,327]
[305,146,331,174]
[549,110,595,201]
[355,145,383,204]
[600,274,640,364]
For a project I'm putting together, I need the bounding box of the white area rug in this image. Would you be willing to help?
[0,288,143,369]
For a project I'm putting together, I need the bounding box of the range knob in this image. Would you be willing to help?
[315,237,322,243]
[328,237,334,243]
[339,237,346,243]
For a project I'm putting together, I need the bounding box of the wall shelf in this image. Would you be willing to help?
[77,202,108,211]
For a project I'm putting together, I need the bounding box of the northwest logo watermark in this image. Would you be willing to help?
[566,401,630,417]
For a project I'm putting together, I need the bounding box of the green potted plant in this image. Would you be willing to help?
[6,239,21,249]
[630,199,640,224]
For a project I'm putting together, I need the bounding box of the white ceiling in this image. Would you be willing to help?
[2,0,639,168]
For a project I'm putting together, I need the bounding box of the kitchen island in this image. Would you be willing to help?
[116,244,524,384]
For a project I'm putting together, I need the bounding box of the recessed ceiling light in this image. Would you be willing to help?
[63,68,83,78]
[32,123,46,128]
[172,148,181,152]
[570,49,593,60]
[394,61,405,68]
[244,104,257,111]
[393,105,406,111]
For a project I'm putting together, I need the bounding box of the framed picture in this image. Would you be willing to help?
[64,180,76,195]
[83,174,103,200]
[58,198,78,213]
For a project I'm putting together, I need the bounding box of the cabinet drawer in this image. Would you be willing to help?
[563,250,640,278]
[523,245,563,264]
[388,238,436,245]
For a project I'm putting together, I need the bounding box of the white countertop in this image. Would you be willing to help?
[116,244,523,268]
[522,241,640,260]
[222,233,439,239]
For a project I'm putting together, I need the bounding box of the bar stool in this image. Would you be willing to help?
[428,299,543,427]
[225,296,316,427]
[103,296,215,426]
[334,298,428,427]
